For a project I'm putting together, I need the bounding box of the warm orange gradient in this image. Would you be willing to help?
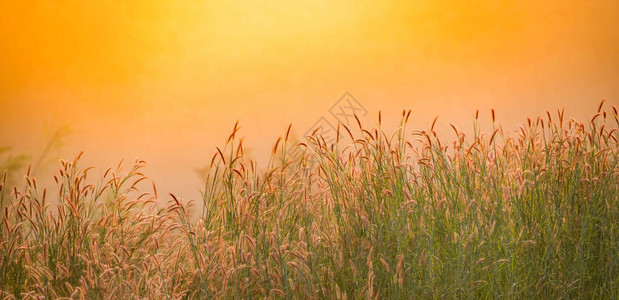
[2,1,619,199]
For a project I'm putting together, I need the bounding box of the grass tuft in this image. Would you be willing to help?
[1,104,618,299]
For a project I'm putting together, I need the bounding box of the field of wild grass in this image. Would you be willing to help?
[1,103,618,299]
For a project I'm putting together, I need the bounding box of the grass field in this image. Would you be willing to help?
[1,103,618,299]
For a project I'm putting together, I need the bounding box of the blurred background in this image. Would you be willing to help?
[1,0,618,200]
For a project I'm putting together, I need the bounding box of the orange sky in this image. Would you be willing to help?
[1,1,618,200]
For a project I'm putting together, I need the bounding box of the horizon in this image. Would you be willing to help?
[2,0,618,200]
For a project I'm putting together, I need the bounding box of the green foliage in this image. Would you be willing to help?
[1,104,618,299]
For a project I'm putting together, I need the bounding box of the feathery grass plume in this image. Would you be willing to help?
[0,102,618,298]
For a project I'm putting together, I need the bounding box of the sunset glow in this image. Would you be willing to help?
[2,0,618,198]
[2,2,619,297]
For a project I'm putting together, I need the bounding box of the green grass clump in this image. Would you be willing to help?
[1,103,618,299]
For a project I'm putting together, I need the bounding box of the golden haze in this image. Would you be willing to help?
[1,0,618,199]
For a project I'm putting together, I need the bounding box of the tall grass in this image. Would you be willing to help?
[1,103,618,299]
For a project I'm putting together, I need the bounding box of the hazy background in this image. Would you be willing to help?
[1,0,618,200]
